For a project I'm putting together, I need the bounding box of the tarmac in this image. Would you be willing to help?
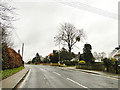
[0,65,119,89]
[59,66,120,79]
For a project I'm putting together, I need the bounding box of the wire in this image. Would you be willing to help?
[12,29,23,44]
[58,1,117,20]
[74,45,81,50]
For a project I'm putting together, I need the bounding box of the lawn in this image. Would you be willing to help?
[2,66,24,80]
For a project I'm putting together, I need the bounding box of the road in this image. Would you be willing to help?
[20,65,118,89]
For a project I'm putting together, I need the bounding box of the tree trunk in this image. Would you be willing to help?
[69,48,71,53]
[107,66,109,72]
[68,46,71,53]
[68,46,72,60]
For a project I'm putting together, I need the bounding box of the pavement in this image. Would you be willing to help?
[1,67,30,89]
[1,65,119,89]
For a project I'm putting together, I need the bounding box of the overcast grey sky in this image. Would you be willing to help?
[10,0,119,62]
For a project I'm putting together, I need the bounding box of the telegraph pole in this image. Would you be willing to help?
[22,43,24,60]
[22,43,24,66]
[115,45,120,74]
[59,41,60,64]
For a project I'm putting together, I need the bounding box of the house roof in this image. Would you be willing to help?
[114,50,120,56]
[48,53,54,56]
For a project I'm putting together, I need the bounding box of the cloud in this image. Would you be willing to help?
[11,1,118,62]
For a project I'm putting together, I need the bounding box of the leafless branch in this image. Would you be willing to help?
[54,22,86,52]
[0,2,16,47]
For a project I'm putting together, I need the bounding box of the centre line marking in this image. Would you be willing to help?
[40,68,46,71]
[67,78,88,89]
[53,72,61,76]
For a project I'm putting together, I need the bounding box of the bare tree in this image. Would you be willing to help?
[54,23,86,53]
[101,52,106,59]
[93,51,106,60]
[0,1,16,47]
[93,52,98,59]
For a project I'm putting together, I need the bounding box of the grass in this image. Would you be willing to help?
[2,66,24,80]
[59,64,66,67]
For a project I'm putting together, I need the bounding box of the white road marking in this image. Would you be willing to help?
[19,68,31,88]
[67,78,88,89]
[53,72,61,76]
[81,71,119,80]
[66,68,118,80]
[40,68,46,71]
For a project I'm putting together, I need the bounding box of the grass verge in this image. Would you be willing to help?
[2,66,24,80]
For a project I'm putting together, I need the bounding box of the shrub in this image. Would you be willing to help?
[76,65,92,70]
[79,60,86,64]
[27,61,32,64]
[42,63,50,65]
[76,58,120,74]
[110,57,117,61]
[76,63,105,71]
[50,63,60,66]
[92,63,105,71]
[62,60,78,66]
[103,58,114,72]
[59,64,66,67]
[2,44,24,70]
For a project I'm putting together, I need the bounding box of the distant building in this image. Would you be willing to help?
[109,49,118,58]
[109,45,120,60]
[94,54,102,62]
[114,50,120,60]
[48,50,59,57]
[70,58,78,61]
[94,58,101,62]
[48,53,54,57]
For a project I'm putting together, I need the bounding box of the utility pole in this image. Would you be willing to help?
[115,45,120,74]
[22,43,24,60]
[22,43,24,66]
[59,41,60,64]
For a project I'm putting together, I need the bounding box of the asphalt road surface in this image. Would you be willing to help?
[21,65,118,89]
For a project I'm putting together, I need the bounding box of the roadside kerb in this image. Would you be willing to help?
[57,67,119,79]
[1,67,30,89]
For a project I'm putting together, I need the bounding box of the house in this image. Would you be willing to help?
[109,49,118,58]
[48,53,54,57]
[94,58,101,62]
[109,45,120,60]
[70,58,79,61]
[114,50,120,60]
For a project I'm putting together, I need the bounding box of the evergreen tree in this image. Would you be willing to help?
[83,44,93,65]
[32,53,41,64]
[60,48,71,61]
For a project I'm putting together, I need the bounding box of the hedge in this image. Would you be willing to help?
[76,63,120,74]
